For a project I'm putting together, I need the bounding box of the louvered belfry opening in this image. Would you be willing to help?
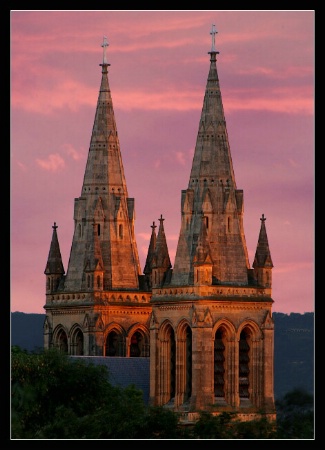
[239,330,250,398]
[185,326,192,401]
[214,329,226,398]
[169,328,176,401]
[105,330,125,357]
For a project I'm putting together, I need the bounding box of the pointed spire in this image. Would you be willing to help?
[144,221,157,275]
[63,38,141,291]
[151,215,172,288]
[153,215,172,270]
[83,36,126,191]
[44,222,65,275]
[253,214,274,268]
[172,26,250,287]
[189,23,235,186]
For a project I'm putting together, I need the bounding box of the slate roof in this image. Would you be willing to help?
[70,356,150,404]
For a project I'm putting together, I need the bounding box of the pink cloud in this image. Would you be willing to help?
[274,261,313,275]
[11,79,96,114]
[63,143,85,161]
[225,87,313,115]
[175,151,186,166]
[36,153,65,172]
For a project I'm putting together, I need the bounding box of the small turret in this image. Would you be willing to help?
[143,221,157,289]
[44,222,65,294]
[253,214,273,288]
[152,215,172,288]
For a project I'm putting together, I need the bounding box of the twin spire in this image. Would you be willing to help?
[45,28,273,294]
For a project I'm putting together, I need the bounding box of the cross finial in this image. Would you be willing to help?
[101,36,109,64]
[159,214,164,224]
[151,221,157,231]
[52,222,58,230]
[260,214,266,223]
[210,24,217,52]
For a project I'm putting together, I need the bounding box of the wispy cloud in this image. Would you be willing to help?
[63,143,85,161]
[36,153,65,171]
[11,79,97,114]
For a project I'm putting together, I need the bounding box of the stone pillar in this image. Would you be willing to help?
[176,336,186,407]
[227,336,237,406]
[263,327,275,410]
[149,313,159,406]
[191,318,214,410]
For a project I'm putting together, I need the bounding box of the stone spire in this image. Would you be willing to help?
[253,214,273,288]
[154,215,172,270]
[143,221,157,289]
[171,26,250,286]
[44,222,65,293]
[152,215,172,287]
[63,37,141,292]
[253,214,273,268]
[44,222,65,275]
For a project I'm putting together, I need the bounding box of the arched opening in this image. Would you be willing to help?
[266,271,270,286]
[239,329,250,399]
[119,224,123,239]
[105,330,125,356]
[184,326,192,401]
[73,329,84,356]
[169,328,176,401]
[160,324,176,404]
[130,331,142,357]
[57,329,68,354]
[214,328,226,398]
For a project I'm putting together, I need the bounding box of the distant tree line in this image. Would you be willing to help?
[11,346,314,439]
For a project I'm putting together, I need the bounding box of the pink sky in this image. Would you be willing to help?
[10,10,314,315]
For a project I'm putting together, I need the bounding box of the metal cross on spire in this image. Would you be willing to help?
[210,24,217,52]
[260,213,266,223]
[101,36,109,64]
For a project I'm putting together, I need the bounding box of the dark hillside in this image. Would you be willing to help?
[11,312,44,352]
[273,312,314,399]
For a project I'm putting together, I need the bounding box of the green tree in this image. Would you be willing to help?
[12,346,314,439]
[192,411,235,439]
[11,347,147,439]
[275,388,314,439]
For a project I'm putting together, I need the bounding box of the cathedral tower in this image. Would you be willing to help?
[149,25,276,421]
[44,37,151,357]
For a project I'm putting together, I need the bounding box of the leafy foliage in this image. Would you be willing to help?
[275,388,314,439]
[11,346,314,439]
